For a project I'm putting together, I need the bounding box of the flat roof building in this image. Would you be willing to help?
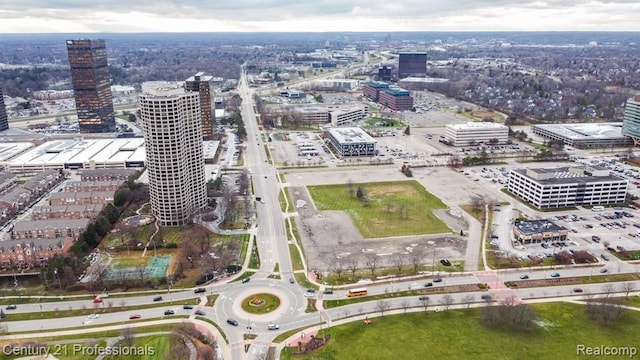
[398,52,427,79]
[378,87,414,111]
[622,95,640,146]
[140,81,207,227]
[362,81,389,102]
[328,105,367,127]
[508,165,628,209]
[512,220,568,245]
[326,127,376,157]
[445,122,509,146]
[66,39,115,133]
[533,122,633,148]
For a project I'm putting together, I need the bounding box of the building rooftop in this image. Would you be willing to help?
[533,122,626,140]
[514,220,567,235]
[365,81,390,89]
[141,81,189,98]
[13,218,90,232]
[383,88,411,96]
[512,166,627,186]
[0,142,35,162]
[328,127,376,144]
[3,138,145,169]
[447,122,508,130]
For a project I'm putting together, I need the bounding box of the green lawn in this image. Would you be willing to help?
[281,302,640,360]
[307,181,449,238]
[103,334,181,360]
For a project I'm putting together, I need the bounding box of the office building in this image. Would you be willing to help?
[398,52,427,79]
[622,95,640,146]
[0,87,8,131]
[378,87,414,111]
[326,127,376,157]
[139,82,207,227]
[507,166,628,209]
[362,81,390,102]
[535,122,632,148]
[66,39,115,133]
[185,72,214,140]
[445,122,509,146]
[377,66,392,81]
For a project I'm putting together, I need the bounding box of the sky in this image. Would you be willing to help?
[1,0,639,33]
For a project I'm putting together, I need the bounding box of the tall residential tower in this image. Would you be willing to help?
[139,82,207,226]
[66,39,115,133]
[0,87,8,131]
[185,72,214,140]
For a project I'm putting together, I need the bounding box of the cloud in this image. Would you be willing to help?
[0,0,639,32]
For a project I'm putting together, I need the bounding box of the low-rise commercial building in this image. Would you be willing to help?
[508,165,628,209]
[326,127,376,157]
[512,220,568,245]
[378,87,413,111]
[444,122,509,146]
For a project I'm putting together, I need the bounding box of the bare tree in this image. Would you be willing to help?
[347,258,359,279]
[346,179,355,198]
[121,327,136,347]
[169,334,191,360]
[621,282,634,299]
[400,300,410,315]
[440,295,454,311]
[470,195,484,213]
[392,254,405,274]
[462,294,475,311]
[198,345,217,360]
[410,251,424,274]
[364,254,378,278]
[376,299,390,317]
[330,255,346,279]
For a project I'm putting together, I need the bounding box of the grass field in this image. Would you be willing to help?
[281,302,640,360]
[307,181,449,238]
[103,334,181,360]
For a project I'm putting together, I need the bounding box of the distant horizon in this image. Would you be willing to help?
[2,30,640,35]
[2,1,639,33]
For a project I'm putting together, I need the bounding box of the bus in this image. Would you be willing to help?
[347,288,368,297]
[592,206,605,212]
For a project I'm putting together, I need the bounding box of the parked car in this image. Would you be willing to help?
[195,310,206,316]
[129,314,142,320]
[183,304,194,310]
[5,305,17,310]
[550,273,561,278]
[519,274,529,280]
[227,318,239,326]
[268,323,279,330]
[87,313,99,319]
[153,296,163,302]
[164,310,175,315]
[194,288,206,294]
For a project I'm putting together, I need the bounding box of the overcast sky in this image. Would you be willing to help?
[1,0,639,33]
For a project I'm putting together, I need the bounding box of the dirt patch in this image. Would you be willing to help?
[289,186,468,272]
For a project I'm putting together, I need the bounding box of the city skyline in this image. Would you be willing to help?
[1,1,639,33]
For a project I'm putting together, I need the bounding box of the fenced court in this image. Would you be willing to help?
[103,255,172,281]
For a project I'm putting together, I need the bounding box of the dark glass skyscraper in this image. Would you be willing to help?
[66,39,115,133]
[185,72,214,140]
[0,87,8,131]
[398,52,427,79]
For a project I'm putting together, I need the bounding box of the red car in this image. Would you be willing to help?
[129,314,142,320]
[93,297,103,304]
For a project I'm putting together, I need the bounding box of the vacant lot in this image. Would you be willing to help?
[307,180,449,238]
[281,302,640,360]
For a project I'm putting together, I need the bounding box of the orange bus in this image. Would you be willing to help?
[347,288,368,297]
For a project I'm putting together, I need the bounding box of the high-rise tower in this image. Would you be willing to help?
[66,39,115,133]
[398,52,427,79]
[0,87,8,131]
[622,95,640,146]
[139,81,207,227]
[185,72,214,140]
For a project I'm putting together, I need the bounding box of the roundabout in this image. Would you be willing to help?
[241,293,281,314]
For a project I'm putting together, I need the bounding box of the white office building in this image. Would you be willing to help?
[507,166,628,209]
[328,105,367,127]
[326,127,376,157]
[444,122,509,146]
[139,81,207,226]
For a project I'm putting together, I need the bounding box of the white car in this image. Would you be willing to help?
[87,313,100,319]
[268,323,279,330]
[303,292,315,298]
